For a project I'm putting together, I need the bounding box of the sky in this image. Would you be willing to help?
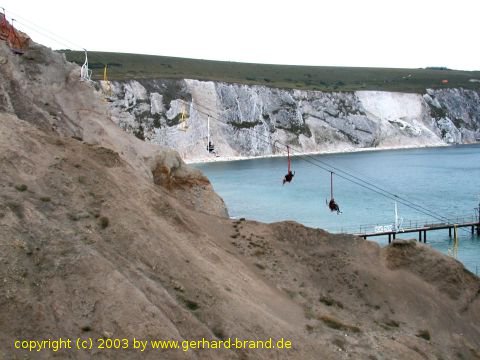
[2,0,479,71]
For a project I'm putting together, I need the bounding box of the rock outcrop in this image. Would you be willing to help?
[0,42,228,217]
[102,79,480,161]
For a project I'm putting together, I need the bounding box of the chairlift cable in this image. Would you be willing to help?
[287,145,291,173]
[331,172,333,200]
[0,12,463,228]
[180,99,468,226]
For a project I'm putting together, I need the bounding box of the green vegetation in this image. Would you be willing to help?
[230,120,262,129]
[7,201,24,219]
[61,50,480,93]
[14,184,28,192]
[319,315,361,333]
[319,295,344,308]
[184,299,199,311]
[99,216,110,229]
[416,329,431,341]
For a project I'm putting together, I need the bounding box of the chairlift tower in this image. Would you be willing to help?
[102,64,112,97]
[80,48,92,81]
[394,201,399,232]
[178,104,188,131]
[394,201,404,233]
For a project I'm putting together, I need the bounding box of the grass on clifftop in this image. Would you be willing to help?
[61,50,480,93]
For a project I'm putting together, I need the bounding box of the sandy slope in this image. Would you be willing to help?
[1,41,480,360]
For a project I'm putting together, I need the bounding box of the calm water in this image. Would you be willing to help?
[194,145,480,274]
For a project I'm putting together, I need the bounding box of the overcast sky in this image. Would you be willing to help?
[2,0,479,70]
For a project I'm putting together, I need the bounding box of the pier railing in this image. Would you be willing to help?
[329,214,479,237]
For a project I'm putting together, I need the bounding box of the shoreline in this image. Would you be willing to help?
[184,143,458,165]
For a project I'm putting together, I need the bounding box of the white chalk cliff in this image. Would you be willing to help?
[101,79,480,161]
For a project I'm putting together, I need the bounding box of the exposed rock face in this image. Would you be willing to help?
[424,88,480,143]
[0,41,228,217]
[102,79,480,161]
[150,150,228,217]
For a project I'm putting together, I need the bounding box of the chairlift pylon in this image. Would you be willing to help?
[394,201,403,232]
[102,64,112,98]
[80,48,92,81]
[178,104,189,132]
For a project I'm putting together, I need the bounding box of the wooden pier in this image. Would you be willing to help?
[354,219,480,243]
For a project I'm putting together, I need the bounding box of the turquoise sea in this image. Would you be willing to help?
[194,145,480,274]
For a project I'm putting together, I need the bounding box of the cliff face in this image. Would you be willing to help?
[103,79,480,161]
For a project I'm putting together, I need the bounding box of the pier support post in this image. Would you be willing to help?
[477,203,480,235]
[449,227,452,237]
[419,231,422,242]
[423,230,427,243]
[388,234,391,244]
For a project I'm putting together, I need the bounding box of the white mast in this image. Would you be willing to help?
[80,48,92,81]
[394,201,398,232]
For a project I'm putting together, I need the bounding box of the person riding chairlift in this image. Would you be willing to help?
[282,170,295,185]
[208,141,215,153]
[329,198,341,214]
